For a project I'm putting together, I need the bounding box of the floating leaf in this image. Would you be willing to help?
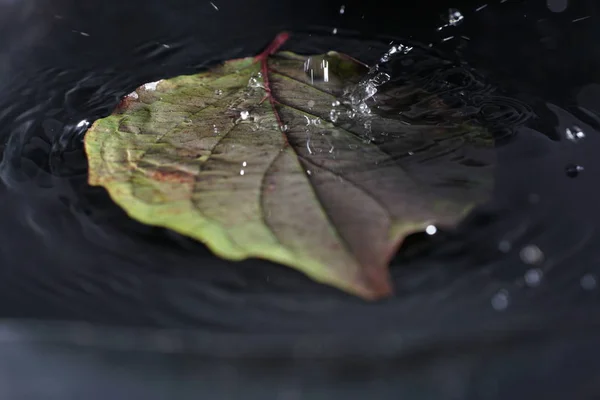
[84,34,494,300]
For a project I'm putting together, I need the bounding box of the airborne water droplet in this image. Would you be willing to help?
[520,245,544,265]
[240,110,250,120]
[581,273,597,290]
[491,290,509,311]
[339,5,345,14]
[448,8,464,26]
[565,163,584,177]
[524,268,543,287]
[565,126,586,142]
[425,225,437,235]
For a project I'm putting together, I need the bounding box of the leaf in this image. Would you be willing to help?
[84,34,495,300]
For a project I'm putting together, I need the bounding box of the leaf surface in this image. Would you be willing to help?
[85,35,494,299]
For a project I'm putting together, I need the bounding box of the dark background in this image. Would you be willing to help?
[1,0,600,398]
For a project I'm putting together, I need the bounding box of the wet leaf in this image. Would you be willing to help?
[84,34,494,300]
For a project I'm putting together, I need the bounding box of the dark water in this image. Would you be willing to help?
[1,0,600,398]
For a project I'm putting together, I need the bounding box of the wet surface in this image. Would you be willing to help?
[1,0,600,398]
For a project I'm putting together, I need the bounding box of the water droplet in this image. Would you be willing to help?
[581,273,597,290]
[520,245,544,265]
[425,225,437,235]
[332,100,341,107]
[248,76,264,89]
[214,89,224,96]
[332,28,338,34]
[76,120,90,128]
[498,240,512,253]
[240,110,250,120]
[213,124,219,134]
[491,290,509,311]
[240,170,245,176]
[448,8,464,25]
[242,161,247,167]
[524,268,543,287]
[372,72,391,85]
[358,102,371,114]
[565,126,586,142]
[281,125,289,132]
[306,170,312,175]
[143,80,162,91]
[339,5,345,14]
[210,1,219,10]
[329,109,340,122]
[379,44,412,62]
[565,163,584,177]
